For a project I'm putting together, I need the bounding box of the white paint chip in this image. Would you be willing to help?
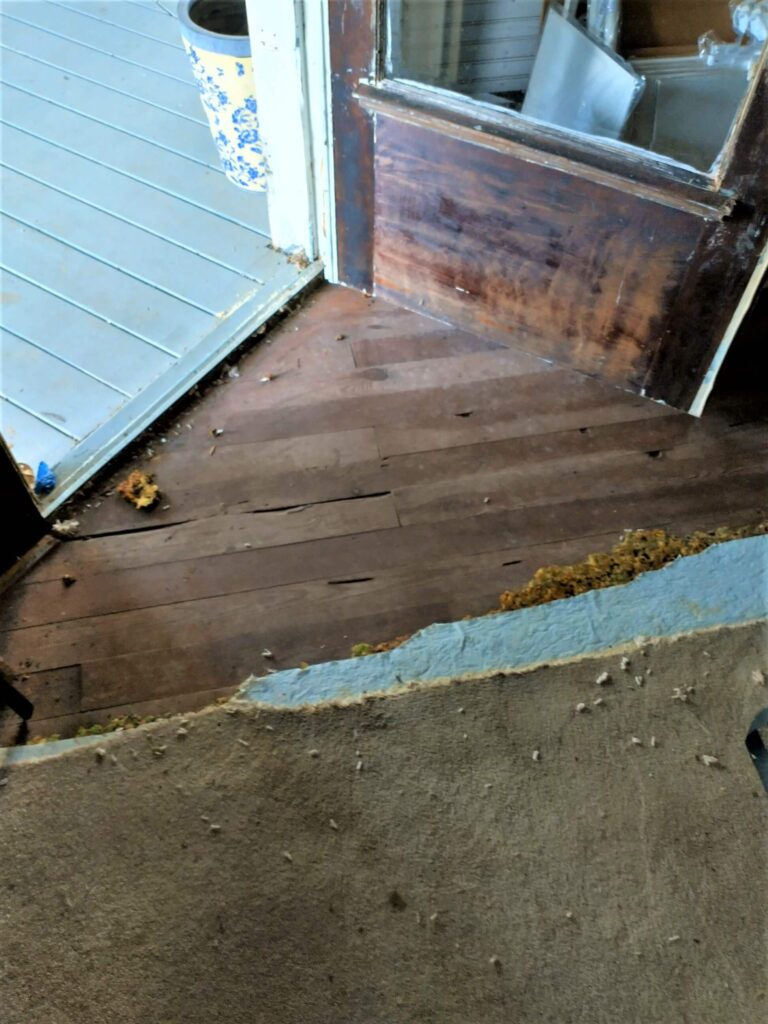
[699,754,721,768]
[52,518,80,538]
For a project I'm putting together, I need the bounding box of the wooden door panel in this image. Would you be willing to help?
[373,114,707,399]
[329,1,767,412]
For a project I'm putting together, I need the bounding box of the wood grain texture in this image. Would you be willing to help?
[367,64,766,411]
[0,286,764,740]
[373,114,712,401]
[646,60,768,407]
[328,0,376,290]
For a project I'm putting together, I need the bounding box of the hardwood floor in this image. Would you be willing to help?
[1,285,765,743]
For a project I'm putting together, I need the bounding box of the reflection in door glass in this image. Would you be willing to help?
[386,1,766,171]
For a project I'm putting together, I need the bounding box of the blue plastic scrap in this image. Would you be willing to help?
[34,461,56,495]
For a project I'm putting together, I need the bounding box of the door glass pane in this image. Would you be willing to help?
[385,1,766,172]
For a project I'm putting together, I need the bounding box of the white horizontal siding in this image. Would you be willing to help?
[396,0,544,95]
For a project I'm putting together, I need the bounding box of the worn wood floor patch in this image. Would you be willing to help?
[0,285,765,742]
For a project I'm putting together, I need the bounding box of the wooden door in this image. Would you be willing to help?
[327,1,767,413]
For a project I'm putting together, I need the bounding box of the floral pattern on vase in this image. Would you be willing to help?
[181,41,267,191]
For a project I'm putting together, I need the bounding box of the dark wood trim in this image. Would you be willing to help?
[358,83,733,221]
[328,0,377,290]
[0,435,47,577]
[714,48,768,203]
[644,63,768,408]
[372,113,709,405]
[362,76,731,200]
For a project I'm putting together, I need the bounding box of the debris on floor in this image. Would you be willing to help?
[498,524,767,612]
[51,518,80,538]
[348,522,767,657]
[699,754,722,768]
[30,716,165,749]
[117,470,161,510]
[286,249,310,270]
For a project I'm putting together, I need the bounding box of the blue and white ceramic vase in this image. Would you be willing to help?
[178,1,267,191]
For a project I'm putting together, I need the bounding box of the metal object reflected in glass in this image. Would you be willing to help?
[521,7,644,141]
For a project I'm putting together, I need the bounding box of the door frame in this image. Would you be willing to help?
[324,0,768,411]
[246,0,338,278]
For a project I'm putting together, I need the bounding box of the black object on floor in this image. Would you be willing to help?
[0,671,33,722]
[746,708,768,793]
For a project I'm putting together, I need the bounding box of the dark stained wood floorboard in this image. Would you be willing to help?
[0,285,765,742]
